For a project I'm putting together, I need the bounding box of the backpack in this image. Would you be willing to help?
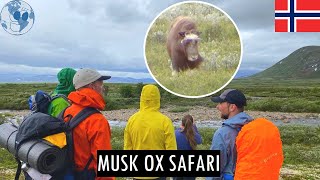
[234,118,284,180]
[28,90,68,113]
[15,92,100,180]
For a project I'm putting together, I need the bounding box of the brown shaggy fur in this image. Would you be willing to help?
[166,16,203,72]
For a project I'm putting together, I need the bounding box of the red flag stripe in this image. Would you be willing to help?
[275,0,288,11]
[296,0,320,11]
[296,19,320,32]
[275,19,289,32]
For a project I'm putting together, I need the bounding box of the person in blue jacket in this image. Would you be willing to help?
[174,114,202,180]
[206,89,253,180]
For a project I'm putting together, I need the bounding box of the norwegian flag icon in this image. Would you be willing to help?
[275,0,320,32]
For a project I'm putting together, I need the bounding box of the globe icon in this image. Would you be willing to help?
[0,0,35,35]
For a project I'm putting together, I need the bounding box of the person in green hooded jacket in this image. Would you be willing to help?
[24,68,77,180]
[42,67,77,148]
[47,67,77,117]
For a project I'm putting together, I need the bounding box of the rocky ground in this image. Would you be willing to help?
[3,106,320,126]
[102,106,320,122]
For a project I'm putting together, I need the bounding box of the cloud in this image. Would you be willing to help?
[0,0,319,81]
[212,0,274,31]
[0,62,152,79]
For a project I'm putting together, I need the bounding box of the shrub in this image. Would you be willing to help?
[119,85,134,98]
[279,125,320,146]
[135,83,144,97]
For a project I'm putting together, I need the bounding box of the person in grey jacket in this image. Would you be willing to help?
[206,89,253,180]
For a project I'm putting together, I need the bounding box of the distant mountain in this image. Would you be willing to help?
[250,46,320,79]
[0,74,155,84]
[234,69,262,79]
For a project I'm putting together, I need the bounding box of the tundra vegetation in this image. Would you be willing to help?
[0,79,319,113]
[0,79,320,179]
[145,3,241,96]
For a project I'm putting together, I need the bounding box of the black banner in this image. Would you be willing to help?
[97,150,220,177]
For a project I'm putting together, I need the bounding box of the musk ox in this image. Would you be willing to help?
[166,16,203,74]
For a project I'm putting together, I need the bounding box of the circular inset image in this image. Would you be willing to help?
[144,1,242,98]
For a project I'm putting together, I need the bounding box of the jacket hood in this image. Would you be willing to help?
[54,68,77,96]
[223,112,253,129]
[140,85,160,111]
[68,88,105,110]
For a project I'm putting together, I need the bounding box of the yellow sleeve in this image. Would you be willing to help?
[164,117,177,150]
[124,120,133,150]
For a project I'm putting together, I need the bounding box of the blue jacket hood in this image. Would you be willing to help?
[222,112,253,130]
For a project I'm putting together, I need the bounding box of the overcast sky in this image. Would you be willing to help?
[0,0,319,79]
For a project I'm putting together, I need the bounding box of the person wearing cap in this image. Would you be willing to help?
[63,68,113,180]
[206,89,253,180]
[124,84,177,180]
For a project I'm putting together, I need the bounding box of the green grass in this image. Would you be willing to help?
[1,77,320,113]
[1,125,319,178]
[226,78,320,113]
[145,3,240,96]
[1,79,320,113]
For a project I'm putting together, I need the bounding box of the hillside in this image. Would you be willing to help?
[251,46,320,79]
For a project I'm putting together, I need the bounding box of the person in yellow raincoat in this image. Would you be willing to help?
[124,84,177,180]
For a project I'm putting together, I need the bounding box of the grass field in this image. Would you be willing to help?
[228,78,320,113]
[1,77,320,113]
[145,2,241,96]
[0,125,319,179]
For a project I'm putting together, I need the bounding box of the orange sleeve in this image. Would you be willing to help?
[86,114,114,180]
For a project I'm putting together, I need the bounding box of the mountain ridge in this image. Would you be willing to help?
[250,46,320,79]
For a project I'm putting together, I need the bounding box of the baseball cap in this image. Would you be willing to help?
[73,68,111,89]
[211,89,247,107]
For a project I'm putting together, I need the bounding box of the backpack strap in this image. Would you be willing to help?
[84,155,94,171]
[14,158,22,180]
[64,107,100,172]
[67,107,100,130]
[57,108,69,121]
[51,94,69,103]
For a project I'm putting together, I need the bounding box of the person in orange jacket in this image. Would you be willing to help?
[64,68,113,180]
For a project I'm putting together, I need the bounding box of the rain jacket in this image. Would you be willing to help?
[52,67,76,96]
[206,112,253,180]
[124,85,177,151]
[47,97,70,117]
[124,85,176,179]
[234,118,283,180]
[64,88,112,179]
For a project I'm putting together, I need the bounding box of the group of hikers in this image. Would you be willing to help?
[21,67,283,180]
